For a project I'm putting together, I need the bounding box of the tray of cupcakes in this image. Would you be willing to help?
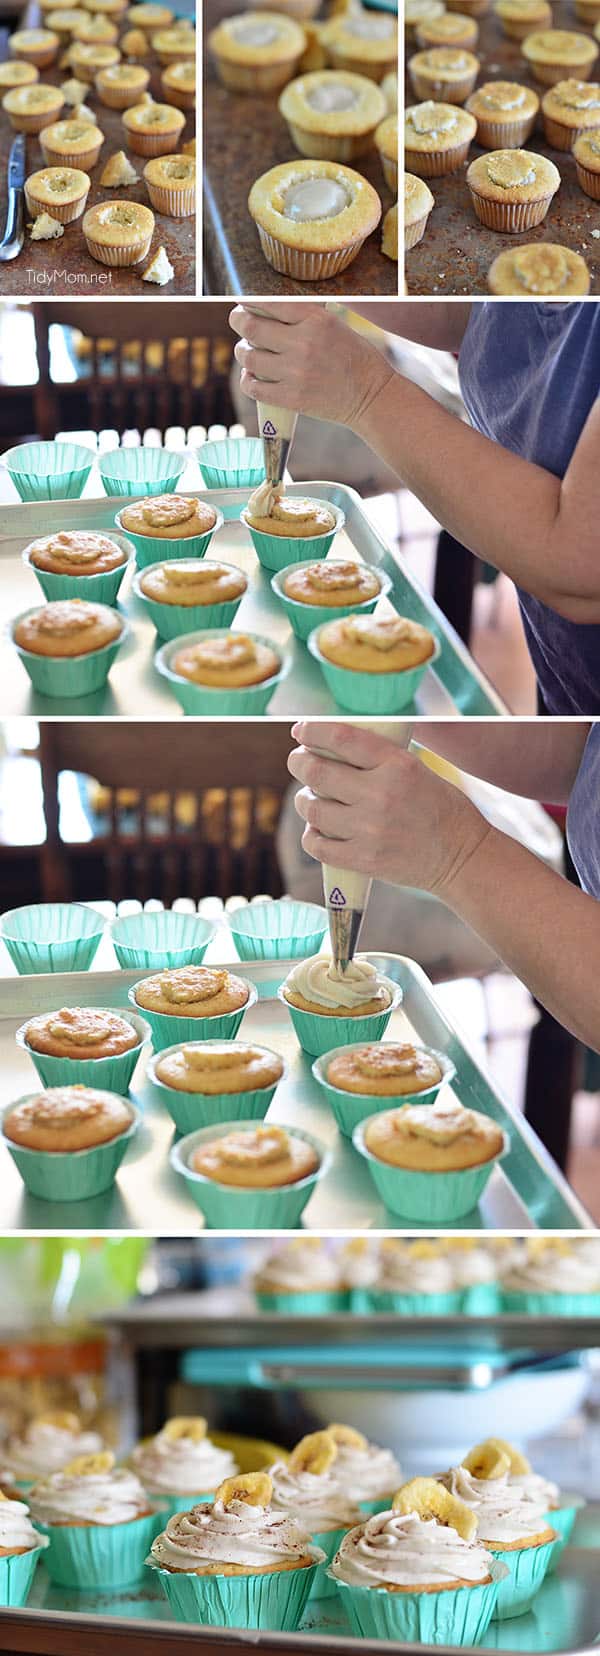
[0,439,505,717]
[0,922,589,1230]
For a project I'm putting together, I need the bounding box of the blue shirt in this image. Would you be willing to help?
[567,725,600,897]
[458,303,600,716]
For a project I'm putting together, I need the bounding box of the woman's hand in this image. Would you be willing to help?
[229,303,395,430]
[288,720,490,899]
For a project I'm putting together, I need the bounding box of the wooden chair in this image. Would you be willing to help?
[32,302,237,439]
[38,722,294,907]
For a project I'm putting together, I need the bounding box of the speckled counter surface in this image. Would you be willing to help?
[405,0,600,296]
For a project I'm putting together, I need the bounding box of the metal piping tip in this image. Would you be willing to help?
[328,906,366,973]
[262,433,294,488]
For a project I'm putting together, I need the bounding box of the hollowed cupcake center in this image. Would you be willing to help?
[283,176,349,220]
[486,151,537,187]
[306,81,359,112]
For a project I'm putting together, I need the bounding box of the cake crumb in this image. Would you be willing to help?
[100,149,139,186]
[30,213,65,240]
[142,244,174,285]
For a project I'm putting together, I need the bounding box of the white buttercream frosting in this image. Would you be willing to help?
[0,1497,48,1555]
[441,1467,551,1545]
[502,1248,600,1295]
[149,1497,316,1571]
[246,479,283,519]
[4,1422,103,1482]
[512,1471,560,1508]
[29,1467,150,1527]
[332,1509,493,1588]
[332,1442,402,1502]
[269,1460,361,1530]
[379,1246,455,1295]
[131,1432,238,1496]
[284,953,392,1012]
[256,1239,341,1292]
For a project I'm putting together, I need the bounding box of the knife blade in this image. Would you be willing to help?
[0,134,26,262]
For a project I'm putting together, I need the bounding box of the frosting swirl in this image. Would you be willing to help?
[332,1509,493,1588]
[284,953,391,1012]
[132,1430,238,1496]
[29,1466,149,1527]
[440,1467,550,1544]
[332,1443,402,1502]
[502,1245,600,1295]
[269,1460,361,1530]
[0,1496,48,1555]
[379,1243,455,1295]
[255,1239,340,1291]
[149,1497,315,1571]
[4,1420,103,1481]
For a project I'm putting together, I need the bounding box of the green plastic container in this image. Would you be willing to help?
[308,629,441,714]
[12,608,128,701]
[241,503,344,573]
[277,981,403,1059]
[271,561,391,643]
[0,902,105,975]
[99,446,186,497]
[489,1536,556,1620]
[228,899,327,962]
[146,1041,285,1134]
[110,909,216,971]
[331,1564,506,1644]
[150,1547,325,1629]
[353,1118,509,1222]
[40,1510,163,1589]
[1,1098,139,1202]
[22,542,133,607]
[0,1541,48,1607]
[312,1042,456,1139]
[116,506,224,569]
[170,1120,329,1229]
[128,980,257,1052]
[155,629,290,717]
[196,437,264,490]
[132,559,243,639]
[3,441,93,502]
[16,1008,150,1091]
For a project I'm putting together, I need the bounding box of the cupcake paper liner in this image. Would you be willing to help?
[41,1510,163,1589]
[150,1548,325,1629]
[310,1526,348,1598]
[544,1502,582,1571]
[353,1121,509,1222]
[359,1496,393,1516]
[12,610,128,701]
[3,441,93,502]
[542,115,580,151]
[367,1288,464,1314]
[132,568,242,640]
[255,226,370,280]
[470,116,536,147]
[270,562,390,643]
[228,899,327,962]
[284,122,375,162]
[405,138,473,177]
[331,1564,506,1644]
[405,211,431,249]
[308,630,441,713]
[17,1008,151,1091]
[100,446,186,498]
[575,160,600,197]
[489,1537,556,1619]
[24,183,89,224]
[116,507,224,568]
[23,555,132,607]
[170,1120,329,1229]
[0,1542,48,1608]
[128,981,257,1052]
[0,901,105,975]
[1,1097,139,1202]
[110,908,216,971]
[501,1289,600,1316]
[241,507,344,574]
[83,230,154,268]
[312,1042,455,1139]
[146,1042,284,1133]
[278,982,403,1059]
[459,1282,501,1315]
[255,1289,349,1313]
[214,56,302,93]
[144,179,195,216]
[467,191,555,232]
[195,438,264,508]
[154,629,290,717]
[348,1287,374,1314]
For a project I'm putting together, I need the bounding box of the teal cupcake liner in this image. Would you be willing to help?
[170,1120,330,1229]
[271,561,391,643]
[308,630,441,714]
[0,1541,48,1607]
[132,562,241,639]
[228,899,327,962]
[146,1042,284,1134]
[310,1527,348,1598]
[116,507,224,570]
[367,1288,464,1314]
[155,629,290,717]
[359,1497,393,1517]
[489,1537,556,1620]
[196,438,265,492]
[16,1009,151,1091]
[545,1502,582,1571]
[1,1097,139,1202]
[255,1289,349,1313]
[459,1283,501,1315]
[501,1289,600,1316]
[110,909,216,971]
[277,982,403,1059]
[241,504,345,574]
[331,1564,506,1643]
[349,1287,375,1314]
[148,1491,216,1520]
[99,446,186,498]
[150,1548,325,1629]
[22,544,133,607]
[128,981,257,1052]
[40,1510,163,1589]
[3,441,93,502]
[312,1042,456,1139]
[11,609,128,701]
[353,1120,509,1222]
[0,901,105,976]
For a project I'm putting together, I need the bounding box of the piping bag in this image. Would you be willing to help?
[245,301,344,491]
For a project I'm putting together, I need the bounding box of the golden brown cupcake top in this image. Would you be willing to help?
[190,1124,319,1189]
[41,117,104,150]
[27,531,125,574]
[155,1041,284,1094]
[410,46,479,76]
[143,154,195,186]
[318,612,435,673]
[13,599,123,656]
[522,29,598,65]
[467,148,560,199]
[364,1095,505,1171]
[326,1042,443,1096]
[3,83,64,113]
[140,559,246,606]
[467,80,538,114]
[544,77,600,112]
[4,1085,133,1151]
[70,41,121,67]
[122,97,184,132]
[162,60,195,89]
[574,130,600,165]
[24,1007,140,1059]
[134,965,250,1016]
[121,495,215,536]
[0,61,39,85]
[171,633,280,689]
[245,493,336,538]
[405,99,476,144]
[283,559,380,605]
[26,165,90,203]
[10,27,59,53]
[488,242,590,296]
[81,200,154,241]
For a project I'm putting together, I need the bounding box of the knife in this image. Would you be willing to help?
[0,134,26,262]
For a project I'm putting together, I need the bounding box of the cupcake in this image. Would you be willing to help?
[270,1431,362,1595]
[247,159,381,282]
[122,97,185,155]
[488,242,590,295]
[466,149,561,231]
[408,48,480,104]
[330,1478,504,1644]
[0,1492,48,1608]
[338,1236,380,1313]
[24,530,129,604]
[319,9,398,82]
[2,1084,138,1202]
[253,1237,346,1313]
[12,599,125,698]
[19,1005,147,1090]
[2,1414,104,1491]
[405,0,446,43]
[493,0,551,39]
[0,61,39,88]
[118,495,220,566]
[280,952,399,1058]
[131,965,254,1049]
[151,23,196,64]
[541,78,600,150]
[2,84,64,132]
[500,1239,600,1315]
[24,165,90,223]
[135,560,246,639]
[69,40,120,79]
[521,30,599,86]
[273,558,385,641]
[573,128,600,194]
[374,114,397,192]
[172,1121,325,1228]
[355,1095,506,1223]
[416,12,480,47]
[317,1041,451,1134]
[161,60,195,109]
[131,1418,239,1516]
[465,81,539,147]
[148,1471,324,1629]
[143,153,196,216]
[29,1451,159,1589]
[208,12,306,93]
[278,70,387,163]
[443,1239,500,1313]
[325,1424,402,1515]
[370,1239,463,1314]
[148,1040,284,1133]
[242,486,342,571]
[310,613,437,713]
[158,631,286,717]
[441,1447,557,1619]
[487,1438,583,1567]
[9,27,59,67]
[95,61,149,105]
[405,171,435,246]
[404,100,477,176]
[81,200,155,267]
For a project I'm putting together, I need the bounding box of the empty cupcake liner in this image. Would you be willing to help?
[1,1098,139,1202]
[149,1547,325,1629]
[170,1120,329,1229]
[128,980,258,1052]
[228,899,327,962]
[255,1289,349,1313]
[270,561,390,643]
[40,1510,163,1589]
[110,908,216,971]
[196,438,265,492]
[132,567,243,640]
[353,1121,509,1223]
[3,441,93,502]
[278,981,403,1059]
[544,1502,582,1571]
[308,630,441,714]
[0,901,105,975]
[367,1288,464,1314]
[146,1042,284,1134]
[241,505,344,573]
[331,1563,506,1644]
[312,1042,456,1139]
[0,1541,48,1608]
[16,1008,151,1091]
[23,544,133,607]
[116,507,224,569]
[489,1536,557,1620]
[154,629,290,717]
[501,1290,600,1316]
[99,446,186,497]
[12,609,128,701]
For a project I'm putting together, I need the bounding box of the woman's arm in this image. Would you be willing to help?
[413,722,590,804]
[347,301,472,352]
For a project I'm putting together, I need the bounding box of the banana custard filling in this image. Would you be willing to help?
[190,1123,320,1189]
[23,1004,139,1057]
[155,1040,283,1093]
[326,1041,444,1095]
[131,1418,239,1495]
[363,1095,505,1171]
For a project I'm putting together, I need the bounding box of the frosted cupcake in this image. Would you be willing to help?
[371,1239,463,1314]
[29,1450,160,1588]
[270,1431,362,1596]
[253,1237,346,1313]
[441,1445,557,1618]
[500,1240,600,1315]
[0,1491,49,1608]
[280,952,399,1057]
[131,1418,239,1517]
[492,1439,582,1567]
[3,1413,103,1491]
[443,1239,500,1313]
[324,1424,402,1516]
[338,1236,381,1313]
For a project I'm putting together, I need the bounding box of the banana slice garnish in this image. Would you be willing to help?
[162,1416,207,1444]
[36,1410,81,1433]
[63,1451,115,1477]
[480,1438,531,1477]
[327,1424,367,1451]
[462,1443,511,1481]
[216,1471,272,1508]
[393,1477,477,1543]
[289,1430,337,1476]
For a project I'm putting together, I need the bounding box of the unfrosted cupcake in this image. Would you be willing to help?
[408,47,480,104]
[494,0,551,39]
[324,1424,402,1514]
[357,1097,505,1224]
[149,1040,284,1132]
[465,81,539,147]
[521,29,599,86]
[253,1237,346,1312]
[132,965,253,1048]
[405,0,446,44]
[405,99,477,175]
[270,1431,362,1595]
[416,11,480,48]
[320,7,397,81]
[371,1240,462,1314]
[466,148,560,230]
[574,128,600,195]
[29,1451,159,1589]
[131,1418,239,1515]
[488,242,590,295]
[278,70,386,163]
[0,1491,48,1608]
[441,1449,556,1619]
[541,78,600,150]
[2,1414,104,1490]
[405,171,435,246]
[500,1240,600,1314]
[208,12,306,93]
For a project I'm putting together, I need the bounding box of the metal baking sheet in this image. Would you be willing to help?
[0,951,589,1231]
[0,474,506,716]
[404,0,600,297]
